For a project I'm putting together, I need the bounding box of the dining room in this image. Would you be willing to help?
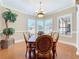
[0,0,79,59]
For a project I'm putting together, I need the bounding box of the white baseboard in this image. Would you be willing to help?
[15,39,78,55]
[15,40,24,43]
[59,40,78,55]
[15,39,76,47]
[58,40,76,47]
[76,51,79,55]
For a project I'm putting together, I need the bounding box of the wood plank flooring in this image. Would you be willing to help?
[0,42,79,59]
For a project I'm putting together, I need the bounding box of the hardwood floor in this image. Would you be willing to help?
[0,42,79,59]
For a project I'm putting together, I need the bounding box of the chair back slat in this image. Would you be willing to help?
[23,32,27,44]
[36,35,53,54]
[53,32,59,43]
[56,33,59,43]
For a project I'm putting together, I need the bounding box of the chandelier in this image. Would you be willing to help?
[36,1,45,18]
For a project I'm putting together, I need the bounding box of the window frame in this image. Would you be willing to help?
[27,19,53,35]
[57,14,72,37]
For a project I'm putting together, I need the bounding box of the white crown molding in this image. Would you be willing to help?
[0,1,75,17]
[0,2,30,16]
[0,0,2,2]
[47,5,76,17]
[0,0,2,5]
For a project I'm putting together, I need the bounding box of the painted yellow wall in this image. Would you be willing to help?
[0,6,77,45]
[0,6,27,41]
[0,6,6,31]
[52,7,76,45]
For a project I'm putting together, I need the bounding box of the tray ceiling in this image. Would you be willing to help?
[1,0,75,16]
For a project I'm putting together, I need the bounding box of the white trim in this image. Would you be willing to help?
[15,39,24,43]
[0,0,2,3]
[0,0,75,17]
[15,30,27,32]
[14,38,76,47]
[58,40,76,47]
[14,37,78,55]
[0,31,27,33]
[59,40,77,55]
[0,2,28,15]
[76,51,79,55]
[14,36,76,47]
[77,5,79,56]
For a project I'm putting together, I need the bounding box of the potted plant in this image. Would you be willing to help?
[1,8,17,49]
[1,28,15,48]
[2,9,17,28]
[3,28,15,39]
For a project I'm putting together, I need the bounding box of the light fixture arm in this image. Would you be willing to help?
[39,1,42,10]
[36,1,45,18]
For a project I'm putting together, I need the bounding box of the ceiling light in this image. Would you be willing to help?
[37,11,45,18]
[36,1,45,18]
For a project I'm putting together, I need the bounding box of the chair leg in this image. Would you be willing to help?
[33,49,35,56]
[56,51,57,56]
[36,53,38,59]
[53,51,55,59]
[25,51,27,58]
[25,47,28,58]
[29,48,31,59]
[49,53,52,59]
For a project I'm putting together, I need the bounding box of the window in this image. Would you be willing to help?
[58,14,72,36]
[45,19,52,34]
[37,20,44,32]
[27,19,52,34]
[28,19,35,34]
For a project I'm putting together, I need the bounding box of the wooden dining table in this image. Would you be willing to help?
[27,34,56,59]
[27,35,36,58]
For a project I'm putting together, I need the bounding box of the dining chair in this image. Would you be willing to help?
[23,32,36,58]
[23,32,29,58]
[37,31,44,37]
[36,35,53,59]
[52,32,59,58]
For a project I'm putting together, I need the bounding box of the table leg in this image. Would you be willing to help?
[29,44,31,59]
[53,50,55,59]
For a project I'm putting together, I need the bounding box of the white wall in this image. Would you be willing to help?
[77,5,79,55]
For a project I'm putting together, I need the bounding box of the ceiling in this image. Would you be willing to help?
[1,0,75,16]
